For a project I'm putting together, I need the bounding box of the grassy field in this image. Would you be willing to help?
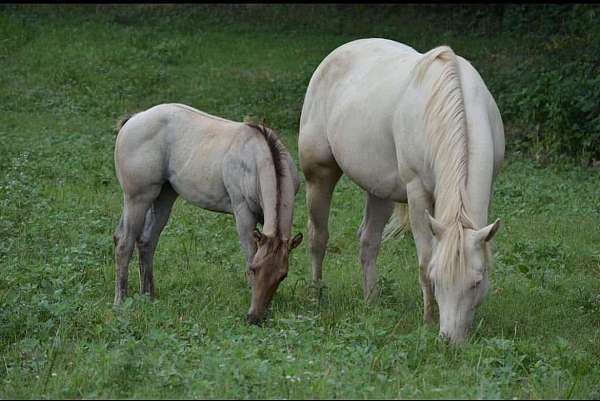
[1,5,599,399]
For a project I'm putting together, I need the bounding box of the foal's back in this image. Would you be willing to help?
[115,103,249,213]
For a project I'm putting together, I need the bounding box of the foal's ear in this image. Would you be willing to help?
[289,233,303,251]
[475,219,501,243]
[253,228,266,244]
[425,210,445,238]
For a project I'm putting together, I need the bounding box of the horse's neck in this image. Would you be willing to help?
[434,114,494,229]
[465,103,495,229]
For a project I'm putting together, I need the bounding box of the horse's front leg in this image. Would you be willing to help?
[358,193,394,303]
[233,203,258,270]
[407,181,436,325]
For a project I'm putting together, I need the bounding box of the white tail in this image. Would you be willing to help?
[382,202,411,241]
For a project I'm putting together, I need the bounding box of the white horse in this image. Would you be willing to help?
[113,103,303,323]
[299,39,504,343]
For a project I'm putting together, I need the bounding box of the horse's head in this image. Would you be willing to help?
[426,211,500,344]
[245,228,303,324]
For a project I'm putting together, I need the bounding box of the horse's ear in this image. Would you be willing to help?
[425,210,445,238]
[289,233,303,251]
[475,219,501,243]
[253,228,265,244]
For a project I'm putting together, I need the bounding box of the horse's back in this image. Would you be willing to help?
[300,39,503,201]
[300,39,420,200]
[301,39,418,129]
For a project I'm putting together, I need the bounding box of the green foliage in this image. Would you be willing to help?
[503,62,600,164]
[1,4,599,399]
[495,5,600,164]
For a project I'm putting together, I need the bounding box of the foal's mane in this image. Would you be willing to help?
[413,46,478,284]
[246,122,287,239]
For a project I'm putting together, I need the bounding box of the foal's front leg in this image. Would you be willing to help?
[233,203,258,268]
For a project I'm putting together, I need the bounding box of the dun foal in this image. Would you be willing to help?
[113,103,303,323]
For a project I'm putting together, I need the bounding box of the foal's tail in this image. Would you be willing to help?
[115,113,136,133]
[382,202,411,242]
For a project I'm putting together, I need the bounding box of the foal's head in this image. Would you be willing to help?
[246,229,303,324]
[427,211,501,344]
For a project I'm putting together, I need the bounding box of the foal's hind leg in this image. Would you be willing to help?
[137,183,178,297]
[114,187,161,306]
[359,193,394,303]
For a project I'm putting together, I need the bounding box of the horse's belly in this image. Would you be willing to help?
[328,102,407,201]
[333,145,407,201]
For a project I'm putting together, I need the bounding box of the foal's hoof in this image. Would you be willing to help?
[309,280,328,302]
[363,288,380,305]
[246,313,265,326]
[423,312,435,326]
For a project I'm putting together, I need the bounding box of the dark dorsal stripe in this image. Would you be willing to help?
[246,123,286,238]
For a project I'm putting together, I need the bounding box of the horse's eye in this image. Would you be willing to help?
[471,280,481,290]
[249,266,257,274]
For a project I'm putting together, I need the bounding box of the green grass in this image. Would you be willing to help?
[1,5,599,399]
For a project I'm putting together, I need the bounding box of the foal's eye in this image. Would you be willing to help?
[249,266,257,275]
[471,280,481,290]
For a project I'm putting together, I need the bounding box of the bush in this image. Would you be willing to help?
[502,62,600,164]
[491,4,600,165]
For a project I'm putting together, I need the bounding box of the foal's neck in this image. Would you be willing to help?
[245,125,296,241]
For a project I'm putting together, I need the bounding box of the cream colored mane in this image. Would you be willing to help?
[413,46,479,285]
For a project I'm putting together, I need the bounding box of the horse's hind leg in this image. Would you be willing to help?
[137,183,178,297]
[359,193,394,303]
[303,164,341,283]
[114,186,161,306]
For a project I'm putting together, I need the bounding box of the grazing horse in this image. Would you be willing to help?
[113,103,303,323]
[299,39,504,343]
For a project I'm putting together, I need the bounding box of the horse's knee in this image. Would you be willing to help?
[309,222,328,248]
[115,242,128,257]
[359,229,380,252]
[113,230,121,247]
[356,221,365,240]
[136,238,153,255]
[115,235,135,259]
[359,232,382,265]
